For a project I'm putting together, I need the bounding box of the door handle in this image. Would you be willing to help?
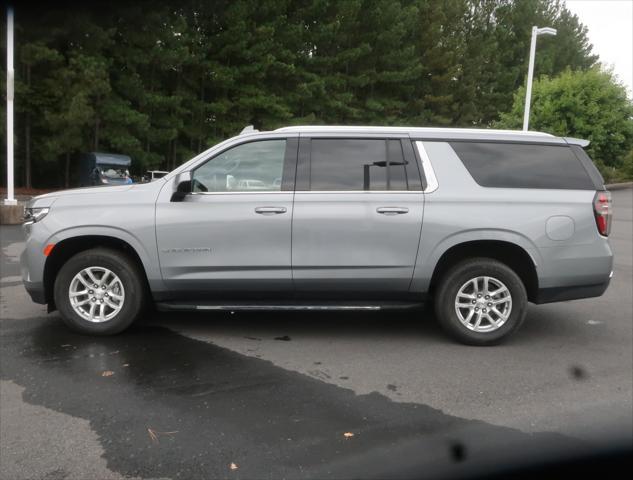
[377,207,409,215]
[255,206,287,215]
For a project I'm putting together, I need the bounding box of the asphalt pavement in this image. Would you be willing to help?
[1,188,631,479]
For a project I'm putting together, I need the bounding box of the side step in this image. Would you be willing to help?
[155,300,424,312]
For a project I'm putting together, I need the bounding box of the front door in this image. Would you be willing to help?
[292,136,425,293]
[155,137,297,295]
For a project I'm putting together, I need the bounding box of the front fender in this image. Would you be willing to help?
[46,225,166,293]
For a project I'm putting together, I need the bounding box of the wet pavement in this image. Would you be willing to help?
[1,188,632,479]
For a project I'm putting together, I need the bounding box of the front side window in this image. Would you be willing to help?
[192,140,286,193]
[309,139,410,191]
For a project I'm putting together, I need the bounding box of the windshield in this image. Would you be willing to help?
[101,167,128,179]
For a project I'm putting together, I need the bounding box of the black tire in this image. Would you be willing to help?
[54,248,146,335]
[434,258,527,346]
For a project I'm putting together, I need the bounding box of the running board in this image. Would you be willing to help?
[155,300,423,312]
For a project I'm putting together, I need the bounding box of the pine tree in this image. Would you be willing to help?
[2,0,615,188]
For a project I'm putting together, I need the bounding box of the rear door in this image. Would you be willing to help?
[291,135,425,293]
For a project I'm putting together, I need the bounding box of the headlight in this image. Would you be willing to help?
[23,207,50,225]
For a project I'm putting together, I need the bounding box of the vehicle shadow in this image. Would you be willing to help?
[145,307,452,343]
[144,302,601,348]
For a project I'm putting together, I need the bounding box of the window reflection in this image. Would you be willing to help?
[193,140,286,193]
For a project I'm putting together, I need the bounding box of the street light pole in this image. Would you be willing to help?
[522,26,557,131]
[5,6,16,205]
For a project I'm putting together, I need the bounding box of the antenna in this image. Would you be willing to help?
[239,125,259,135]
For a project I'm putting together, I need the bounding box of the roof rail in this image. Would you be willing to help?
[274,125,553,136]
[240,125,259,135]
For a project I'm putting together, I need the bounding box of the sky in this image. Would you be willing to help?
[565,0,633,97]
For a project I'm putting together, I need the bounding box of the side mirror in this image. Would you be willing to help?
[171,171,192,202]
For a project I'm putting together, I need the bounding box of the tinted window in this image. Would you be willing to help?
[570,145,605,189]
[309,139,410,191]
[450,142,595,190]
[193,140,286,193]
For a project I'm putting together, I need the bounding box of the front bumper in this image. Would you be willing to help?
[23,279,47,304]
[20,225,49,305]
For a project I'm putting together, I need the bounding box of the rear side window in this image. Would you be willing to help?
[309,139,412,191]
[570,145,605,189]
[450,142,595,190]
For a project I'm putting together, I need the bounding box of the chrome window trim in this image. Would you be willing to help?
[415,141,439,193]
[294,190,422,194]
[189,191,286,196]
[188,190,423,196]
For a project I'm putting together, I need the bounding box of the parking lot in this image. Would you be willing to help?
[1,187,631,479]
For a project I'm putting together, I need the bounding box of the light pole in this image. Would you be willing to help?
[4,6,16,205]
[522,26,557,131]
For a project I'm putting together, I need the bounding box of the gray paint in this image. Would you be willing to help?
[410,141,612,291]
[546,216,575,241]
[23,181,167,295]
[291,191,424,291]
[156,191,294,291]
[21,127,613,306]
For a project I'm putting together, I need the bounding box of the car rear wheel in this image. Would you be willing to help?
[54,248,145,335]
[435,258,528,345]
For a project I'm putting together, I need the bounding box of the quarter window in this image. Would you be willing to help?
[192,140,286,193]
[450,142,595,190]
[309,139,410,191]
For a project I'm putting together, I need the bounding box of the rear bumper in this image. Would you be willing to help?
[534,272,612,304]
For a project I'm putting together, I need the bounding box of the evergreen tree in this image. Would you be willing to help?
[2,0,624,189]
[497,68,633,174]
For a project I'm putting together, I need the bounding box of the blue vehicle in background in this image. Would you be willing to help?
[78,152,133,186]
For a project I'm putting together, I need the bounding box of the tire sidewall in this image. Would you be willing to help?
[436,259,527,345]
[54,249,144,335]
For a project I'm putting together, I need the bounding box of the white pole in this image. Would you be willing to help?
[522,26,538,132]
[5,6,16,205]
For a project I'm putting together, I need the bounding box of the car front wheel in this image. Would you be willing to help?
[435,258,528,345]
[54,248,145,335]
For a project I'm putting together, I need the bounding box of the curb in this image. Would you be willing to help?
[606,182,633,190]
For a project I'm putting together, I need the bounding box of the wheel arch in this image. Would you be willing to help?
[428,239,539,302]
[43,234,152,308]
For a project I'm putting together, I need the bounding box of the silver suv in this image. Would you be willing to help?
[20,126,613,345]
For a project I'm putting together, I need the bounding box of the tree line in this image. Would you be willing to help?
[1,0,629,189]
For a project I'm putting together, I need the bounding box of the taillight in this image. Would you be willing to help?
[593,191,612,237]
